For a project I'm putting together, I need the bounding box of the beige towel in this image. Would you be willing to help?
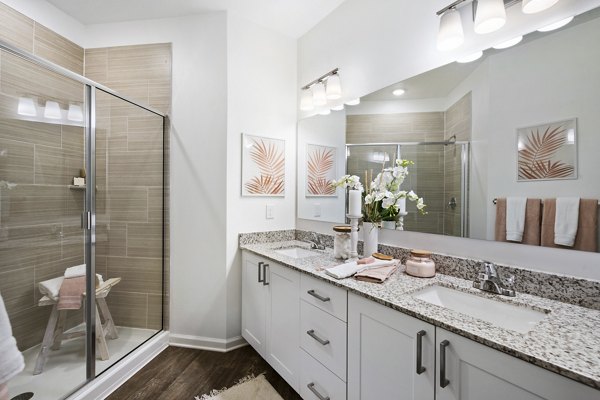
[495,198,541,245]
[542,199,598,252]
[57,276,86,310]
[355,264,398,283]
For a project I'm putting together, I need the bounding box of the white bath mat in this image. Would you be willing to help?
[195,374,283,400]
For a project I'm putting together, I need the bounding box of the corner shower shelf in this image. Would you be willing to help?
[68,185,86,191]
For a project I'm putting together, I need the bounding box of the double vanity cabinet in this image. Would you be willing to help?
[241,250,598,400]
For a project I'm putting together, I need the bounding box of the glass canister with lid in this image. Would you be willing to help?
[333,225,352,259]
[405,249,436,278]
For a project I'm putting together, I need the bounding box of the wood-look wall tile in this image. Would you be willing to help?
[106,256,162,295]
[148,80,171,114]
[0,138,34,184]
[61,125,85,153]
[2,185,66,226]
[105,81,149,106]
[147,294,163,330]
[102,187,148,222]
[127,222,162,259]
[9,305,52,350]
[107,44,171,83]
[0,224,62,274]
[34,144,84,185]
[0,119,62,148]
[83,48,108,82]
[105,291,147,329]
[0,266,34,315]
[95,221,127,257]
[107,151,163,187]
[147,187,163,223]
[127,115,163,152]
[33,23,84,75]
[0,3,34,53]
[61,222,85,260]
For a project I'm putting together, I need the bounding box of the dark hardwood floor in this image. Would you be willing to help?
[107,345,303,400]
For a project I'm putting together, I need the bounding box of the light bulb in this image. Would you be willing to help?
[457,51,483,63]
[44,100,62,120]
[345,98,360,106]
[474,0,506,34]
[537,16,573,32]
[326,74,342,100]
[493,36,523,49]
[522,0,559,14]
[300,88,314,111]
[392,89,405,96]
[67,104,83,122]
[437,8,464,51]
[17,97,37,116]
[312,82,327,106]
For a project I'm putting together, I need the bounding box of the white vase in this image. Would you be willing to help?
[362,222,379,257]
[381,220,396,230]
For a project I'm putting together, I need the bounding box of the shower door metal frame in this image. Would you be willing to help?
[345,141,470,237]
[0,38,167,386]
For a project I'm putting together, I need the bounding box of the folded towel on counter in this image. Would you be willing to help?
[495,198,541,245]
[57,276,86,310]
[64,264,86,278]
[39,274,103,301]
[355,264,398,283]
[506,197,527,242]
[555,197,580,247]
[325,258,397,279]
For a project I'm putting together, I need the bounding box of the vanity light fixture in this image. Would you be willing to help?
[522,0,559,14]
[313,82,327,106]
[44,100,62,119]
[67,104,84,122]
[326,73,342,100]
[457,50,484,63]
[300,88,315,111]
[437,7,465,51]
[17,97,37,116]
[345,98,361,106]
[300,68,342,111]
[493,35,523,49]
[317,108,331,115]
[474,0,506,34]
[392,88,406,96]
[537,15,573,32]
[331,104,345,111]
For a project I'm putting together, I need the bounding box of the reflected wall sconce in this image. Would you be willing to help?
[16,96,84,125]
[436,0,562,51]
[44,100,62,119]
[17,97,37,116]
[300,68,344,112]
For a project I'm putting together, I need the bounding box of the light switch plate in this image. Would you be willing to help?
[266,204,274,219]
[314,203,321,217]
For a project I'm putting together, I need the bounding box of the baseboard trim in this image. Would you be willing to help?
[169,333,248,352]
[67,331,169,400]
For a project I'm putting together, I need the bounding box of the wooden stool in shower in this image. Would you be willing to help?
[33,277,122,375]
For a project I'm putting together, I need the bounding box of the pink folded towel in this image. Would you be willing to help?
[57,276,86,310]
[355,264,398,283]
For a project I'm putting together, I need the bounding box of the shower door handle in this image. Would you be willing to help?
[81,211,91,230]
[447,197,457,210]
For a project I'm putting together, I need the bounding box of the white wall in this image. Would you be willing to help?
[298,0,600,280]
[297,111,346,223]
[225,14,297,338]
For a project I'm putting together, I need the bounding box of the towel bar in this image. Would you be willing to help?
[492,198,600,205]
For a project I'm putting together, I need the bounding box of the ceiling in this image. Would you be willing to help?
[46,0,347,38]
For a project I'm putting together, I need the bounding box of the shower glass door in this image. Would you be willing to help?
[0,49,89,399]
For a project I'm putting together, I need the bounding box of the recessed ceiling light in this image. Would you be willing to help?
[345,98,360,106]
[493,36,523,49]
[457,51,483,63]
[522,0,559,14]
[392,89,405,96]
[537,16,574,32]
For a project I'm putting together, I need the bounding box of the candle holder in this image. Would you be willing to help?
[346,213,362,260]
[397,211,408,231]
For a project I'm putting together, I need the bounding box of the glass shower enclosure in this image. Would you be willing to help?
[346,141,470,237]
[0,40,166,400]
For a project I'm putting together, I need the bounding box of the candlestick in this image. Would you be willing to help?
[346,213,361,260]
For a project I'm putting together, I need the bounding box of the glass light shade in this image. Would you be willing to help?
[17,97,37,116]
[326,74,342,100]
[345,98,360,106]
[67,104,84,122]
[474,0,506,34]
[312,82,327,106]
[331,104,345,111]
[437,8,464,51]
[300,88,314,111]
[493,36,523,49]
[44,100,62,119]
[537,16,573,32]
[457,51,484,63]
[392,88,405,96]
[522,0,559,14]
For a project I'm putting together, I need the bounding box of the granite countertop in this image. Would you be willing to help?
[241,240,600,390]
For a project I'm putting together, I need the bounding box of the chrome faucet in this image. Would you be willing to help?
[473,261,515,297]
[307,232,326,250]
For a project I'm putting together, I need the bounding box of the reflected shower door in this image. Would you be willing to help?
[94,89,164,375]
[0,50,89,399]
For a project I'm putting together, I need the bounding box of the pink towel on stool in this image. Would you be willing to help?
[355,264,398,283]
[57,276,86,310]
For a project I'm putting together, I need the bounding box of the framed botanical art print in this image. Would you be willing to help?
[305,144,337,197]
[517,118,577,181]
[242,133,285,196]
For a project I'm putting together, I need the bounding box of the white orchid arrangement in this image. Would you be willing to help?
[332,159,427,226]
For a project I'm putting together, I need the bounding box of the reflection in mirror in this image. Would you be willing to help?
[297,7,600,253]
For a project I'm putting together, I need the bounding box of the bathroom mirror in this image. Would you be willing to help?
[297,7,600,253]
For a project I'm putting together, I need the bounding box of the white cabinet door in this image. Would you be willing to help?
[241,252,267,357]
[436,328,599,400]
[266,261,301,391]
[348,293,435,400]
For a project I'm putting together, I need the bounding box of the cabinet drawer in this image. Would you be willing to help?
[301,274,347,322]
[300,300,347,381]
[300,349,346,400]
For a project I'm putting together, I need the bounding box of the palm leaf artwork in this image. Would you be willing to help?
[518,124,575,180]
[307,147,336,195]
[244,138,285,195]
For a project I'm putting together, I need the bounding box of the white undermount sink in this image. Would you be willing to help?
[274,247,320,259]
[412,285,549,334]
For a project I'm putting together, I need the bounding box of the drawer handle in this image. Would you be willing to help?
[307,289,330,302]
[307,382,330,400]
[258,262,264,283]
[263,264,270,286]
[416,330,426,375]
[307,329,330,346]
[440,340,450,388]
